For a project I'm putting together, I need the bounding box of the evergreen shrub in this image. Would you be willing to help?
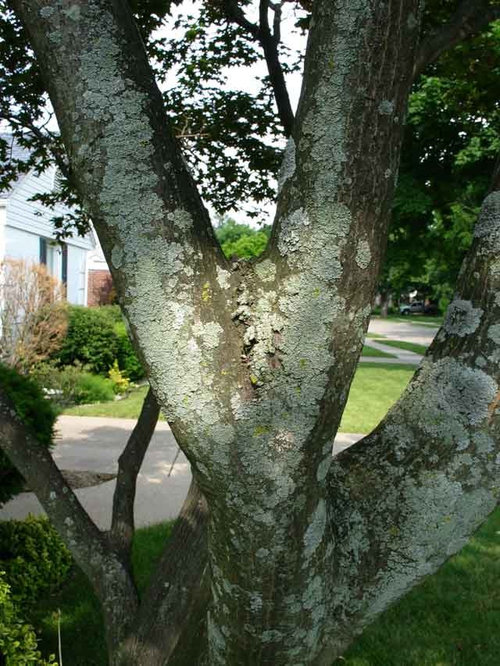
[0,364,57,506]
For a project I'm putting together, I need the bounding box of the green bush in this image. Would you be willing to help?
[0,572,57,665]
[114,321,144,381]
[54,305,145,380]
[0,364,57,506]
[54,305,119,374]
[30,362,115,406]
[73,372,115,404]
[0,516,72,609]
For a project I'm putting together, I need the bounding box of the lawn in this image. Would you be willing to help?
[64,364,415,435]
[374,314,443,326]
[29,508,500,666]
[376,339,428,355]
[340,363,414,433]
[361,344,397,358]
[64,384,159,419]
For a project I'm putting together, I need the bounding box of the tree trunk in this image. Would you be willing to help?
[7,1,499,664]
[380,290,391,317]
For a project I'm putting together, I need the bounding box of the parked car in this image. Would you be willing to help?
[399,301,439,316]
[399,301,424,315]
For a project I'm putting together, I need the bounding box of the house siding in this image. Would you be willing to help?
[1,162,94,305]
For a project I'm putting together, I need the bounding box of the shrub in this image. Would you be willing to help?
[0,572,57,665]
[0,516,72,609]
[0,258,68,373]
[73,372,115,404]
[114,321,144,381]
[0,364,57,506]
[54,305,119,374]
[30,362,115,406]
[54,305,145,379]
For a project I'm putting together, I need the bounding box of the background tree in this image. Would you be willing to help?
[1,1,500,665]
[215,217,271,258]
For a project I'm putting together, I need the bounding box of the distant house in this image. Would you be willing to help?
[86,230,114,307]
[0,134,95,305]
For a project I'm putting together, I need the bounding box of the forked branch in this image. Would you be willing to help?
[110,387,160,564]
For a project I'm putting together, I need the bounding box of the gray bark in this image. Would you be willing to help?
[6,0,499,664]
[110,387,160,565]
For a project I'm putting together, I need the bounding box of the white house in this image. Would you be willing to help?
[0,135,95,305]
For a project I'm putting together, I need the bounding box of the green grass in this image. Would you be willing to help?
[338,506,500,666]
[63,365,414,435]
[361,344,397,358]
[63,384,163,419]
[339,363,414,433]
[28,522,174,666]
[376,339,428,355]
[365,333,386,339]
[29,508,500,666]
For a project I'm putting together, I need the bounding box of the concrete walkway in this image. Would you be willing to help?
[0,416,363,528]
[361,338,423,365]
[359,318,440,365]
[368,317,438,346]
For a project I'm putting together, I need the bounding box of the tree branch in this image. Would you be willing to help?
[118,478,209,665]
[110,387,160,564]
[0,390,138,653]
[323,179,500,658]
[222,0,295,135]
[13,0,244,468]
[258,0,295,135]
[414,0,500,78]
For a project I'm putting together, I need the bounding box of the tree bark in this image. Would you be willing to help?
[110,387,160,565]
[8,1,500,664]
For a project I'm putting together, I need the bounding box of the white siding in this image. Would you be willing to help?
[67,245,87,305]
[2,166,94,305]
[4,226,40,263]
[5,166,93,251]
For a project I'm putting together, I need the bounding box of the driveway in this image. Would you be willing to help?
[0,417,363,528]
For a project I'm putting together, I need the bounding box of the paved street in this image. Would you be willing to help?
[0,416,363,528]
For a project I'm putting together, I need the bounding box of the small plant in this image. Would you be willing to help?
[0,516,72,609]
[0,572,58,665]
[0,364,57,506]
[108,359,130,394]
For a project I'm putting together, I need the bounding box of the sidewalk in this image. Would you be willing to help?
[0,416,364,528]
[361,339,423,365]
